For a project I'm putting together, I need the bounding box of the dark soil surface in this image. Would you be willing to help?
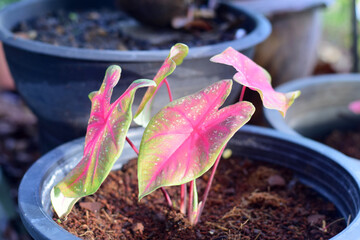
[321,127,360,159]
[13,8,246,50]
[57,157,345,239]
[0,91,38,240]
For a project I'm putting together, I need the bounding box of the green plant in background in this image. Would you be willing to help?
[319,0,360,72]
[0,0,19,9]
[322,0,352,50]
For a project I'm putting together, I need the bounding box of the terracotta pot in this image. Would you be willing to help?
[18,126,360,239]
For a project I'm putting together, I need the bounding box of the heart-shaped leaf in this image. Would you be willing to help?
[51,65,155,218]
[138,80,255,199]
[134,43,189,127]
[349,100,360,114]
[210,47,300,117]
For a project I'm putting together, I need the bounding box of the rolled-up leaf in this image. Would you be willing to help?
[134,43,189,127]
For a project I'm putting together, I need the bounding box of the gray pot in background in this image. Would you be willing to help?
[264,74,360,141]
[18,126,360,239]
[230,0,333,86]
[0,0,271,153]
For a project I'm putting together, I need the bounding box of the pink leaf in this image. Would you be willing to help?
[137,80,255,199]
[210,47,300,117]
[349,100,360,114]
[51,65,155,218]
[134,43,189,126]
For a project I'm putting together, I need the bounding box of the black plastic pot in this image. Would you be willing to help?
[263,74,360,140]
[0,0,271,153]
[18,126,360,239]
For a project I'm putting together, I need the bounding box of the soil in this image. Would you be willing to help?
[321,127,360,159]
[12,8,246,50]
[57,157,345,239]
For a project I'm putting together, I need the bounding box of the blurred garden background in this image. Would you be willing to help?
[319,0,353,73]
[0,0,358,239]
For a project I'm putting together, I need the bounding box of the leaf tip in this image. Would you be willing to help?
[51,186,80,220]
[280,90,301,117]
[88,91,97,101]
[106,65,122,75]
[209,47,236,63]
[104,65,122,88]
[169,43,189,65]
[138,189,147,202]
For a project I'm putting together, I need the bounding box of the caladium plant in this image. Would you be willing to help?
[51,43,188,219]
[51,43,300,226]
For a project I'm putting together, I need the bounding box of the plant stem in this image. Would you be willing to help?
[198,147,225,217]
[239,85,246,102]
[126,136,172,207]
[126,136,139,154]
[161,187,173,207]
[190,180,199,225]
[180,184,187,214]
[188,180,194,221]
[164,78,173,102]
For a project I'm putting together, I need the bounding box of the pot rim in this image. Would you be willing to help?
[0,0,271,61]
[18,125,360,239]
[263,73,360,136]
[232,0,333,16]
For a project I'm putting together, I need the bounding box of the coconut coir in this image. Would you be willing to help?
[56,157,345,239]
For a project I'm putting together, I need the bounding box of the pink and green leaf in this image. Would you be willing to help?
[349,100,360,114]
[134,43,189,127]
[210,47,300,117]
[51,65,155,218]
[137,80,255,199]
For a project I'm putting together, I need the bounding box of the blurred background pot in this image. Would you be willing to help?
[264,74,360,142]
[115,0,189,27]
[0,0,271,153]
[18,126,360,239]
[228,0,333,86]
